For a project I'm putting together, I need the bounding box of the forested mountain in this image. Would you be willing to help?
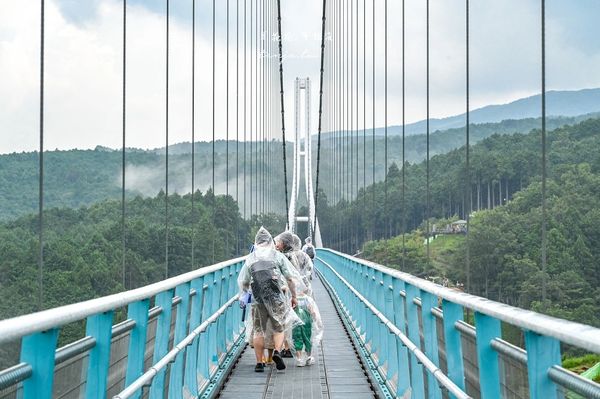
[325,88,600,137]
[1,113,595,222]
[319,116,600,329]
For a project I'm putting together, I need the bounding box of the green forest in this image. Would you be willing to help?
[318,117,600,330]
[0,114,591,222]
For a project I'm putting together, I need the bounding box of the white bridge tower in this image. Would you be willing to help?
[288,77,323,247]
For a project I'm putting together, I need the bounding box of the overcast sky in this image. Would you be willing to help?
[1,0,600,154]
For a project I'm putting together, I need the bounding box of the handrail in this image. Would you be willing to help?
[318,258,470,399]
[0,256,245,345]
[114,295,238,399]
[321,248,600,353]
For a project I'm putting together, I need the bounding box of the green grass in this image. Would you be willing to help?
[429,234,464,275]
[562,354,600,374]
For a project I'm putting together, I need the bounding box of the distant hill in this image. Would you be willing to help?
[322,88,600,138]
[1,112,598,221]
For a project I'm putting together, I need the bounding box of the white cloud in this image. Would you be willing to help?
[1,0,600,154]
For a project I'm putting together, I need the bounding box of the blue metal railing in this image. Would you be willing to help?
[316,248,600,399]
[0,257,246,399]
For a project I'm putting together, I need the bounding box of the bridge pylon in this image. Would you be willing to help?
[288,77,323,247]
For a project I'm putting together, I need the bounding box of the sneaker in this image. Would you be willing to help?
[272,351,287,370]
[255,363,265,372]
[281,349,293,358]
[296,357,307,367]
[305,356,315,366]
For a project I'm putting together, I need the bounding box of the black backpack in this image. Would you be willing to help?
[305,245,315,259]
[250,260,281,304]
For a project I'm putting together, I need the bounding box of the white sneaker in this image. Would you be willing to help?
[296,356,307,367]
[305,356,315,366]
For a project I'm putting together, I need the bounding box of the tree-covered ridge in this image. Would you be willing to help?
[1,114,594,222]
[322,117,600,329]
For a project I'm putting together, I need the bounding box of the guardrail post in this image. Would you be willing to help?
[149,290,174,399]
[125,299,150,399]
[225,265,235,347]
[405,283,425,399]
[524,331,561,398]
[85,311,114,399]
[169,282,192,397]
[383,273,398,381]
[184,276,205,396]
[474,312,501,399]
[375,270,387,368]
[421,291,442,399]
[20,329,58,399]
[199,277,213,380]
[392,278,411,397]
[441,300,466,397]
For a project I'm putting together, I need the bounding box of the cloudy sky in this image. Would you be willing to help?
[1,0,600,154]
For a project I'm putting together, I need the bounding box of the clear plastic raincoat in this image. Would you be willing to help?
[238,227,303,340]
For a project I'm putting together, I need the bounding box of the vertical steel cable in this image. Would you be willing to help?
[401,0,406,268]
[371,0,375,240]
[350,0,354,252]
[355,0,358,224]
[541,0,547,305]
[165,0,170,279]
[465,0,470,291]
[249,0,253,219]
[384,0,388,241]
[314,0,327,238]
[211,0,216,262]
[363,0,366,234]
[244,0,247,220]
[191,0,196,267]
[236,0,239,254]
[226,0,230,199]
[276,0,289,215]
[254,0,258,216]
[121,0,127,287]
[38,0,45,310]
[426,0,431,263]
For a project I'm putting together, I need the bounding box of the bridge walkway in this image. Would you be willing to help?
[217,277,376,399]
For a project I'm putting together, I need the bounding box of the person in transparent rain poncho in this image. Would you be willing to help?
[275,232,313,295]
[238,227,304,372]
[292,292,323,367]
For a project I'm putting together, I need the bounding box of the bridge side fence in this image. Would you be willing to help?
[315,248,600,399]
[0,258,247,399]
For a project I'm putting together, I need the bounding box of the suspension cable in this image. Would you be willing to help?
[191,0,196,267]
[384,0,388,241]
[426,0,430,264]
[38,0,45,310]
[243,0,247,220]
[235,0,239,254]
[541,0,547,306]
[314,0,327,239]
[465,0,470,290]
[211,0,216,262]
[277,0,289,216]
[401,0,406,268]
[121,0,127,288]
[226,0,230,199]
[165,0,170,278]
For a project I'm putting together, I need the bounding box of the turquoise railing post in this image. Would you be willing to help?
[441,300,466,397]
[392,277,411,397]
[474,312,501,399]
[421,291,442,399]
[20,329,58,399]
[125,299,150,399]
[168,282,192,397]
[84,311,114,399]
[149,290,174,399]
[225,265,235,347]
[375,270,386,367]
[217,270,228,358]
[199,274,213,380]
[209,270,221,368]
[405,283,425,399]
[150,290,173,399]
[184,276,205,396]
[524,331,561,398]
[383,273,398,381]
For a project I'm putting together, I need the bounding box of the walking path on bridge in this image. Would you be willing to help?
[218,277,376,399]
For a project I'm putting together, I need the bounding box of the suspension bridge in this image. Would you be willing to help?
[1,0,600,398]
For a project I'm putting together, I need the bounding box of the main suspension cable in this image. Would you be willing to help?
[277,0,289,216]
